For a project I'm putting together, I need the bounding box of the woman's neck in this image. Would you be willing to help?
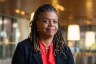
[39,36,53,48]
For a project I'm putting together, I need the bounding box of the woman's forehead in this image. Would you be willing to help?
[39,11,58,19]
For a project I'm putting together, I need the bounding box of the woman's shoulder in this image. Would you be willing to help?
[19,38,31,45]
[63,44,72,53]
[62,44,73,57]
[17,38,33,49]
[66,47,72,54]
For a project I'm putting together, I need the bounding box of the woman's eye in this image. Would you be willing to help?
[43,19,49,23]
[53,21,58,24]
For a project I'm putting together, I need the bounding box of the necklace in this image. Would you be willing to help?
[46,47,49,53]
[46,47,49,50]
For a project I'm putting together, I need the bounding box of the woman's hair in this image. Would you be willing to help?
[29,4,68,57]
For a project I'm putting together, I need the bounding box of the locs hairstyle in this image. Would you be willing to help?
[29,4,68,57]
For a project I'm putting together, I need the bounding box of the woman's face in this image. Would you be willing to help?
[37,11,58,38]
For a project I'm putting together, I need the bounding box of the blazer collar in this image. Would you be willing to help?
[55,53,66,64]
[33,52,43,64]
[33,52,66,64]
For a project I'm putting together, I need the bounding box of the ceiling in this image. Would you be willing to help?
[0,0,96,27]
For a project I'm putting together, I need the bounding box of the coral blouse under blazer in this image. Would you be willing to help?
[12,38,75,64]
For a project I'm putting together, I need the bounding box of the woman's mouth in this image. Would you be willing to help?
[47,28,56,33]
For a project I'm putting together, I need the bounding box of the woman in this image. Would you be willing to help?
[12,4,74,64]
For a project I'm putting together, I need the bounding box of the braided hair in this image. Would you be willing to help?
[29,4,68,56]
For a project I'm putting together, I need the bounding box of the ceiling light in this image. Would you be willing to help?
[15,9,20,14]
[56,4,64,11]
[21,11,25,15]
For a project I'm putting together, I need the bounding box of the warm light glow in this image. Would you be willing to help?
[52,0,58,6]
[30,12,35,21]
[67,24,80,41]
[86,0,93,17]
[86,1,92,9]
[52,0,64,11]
[15,9,20,13]
[56,4,64,11]
[85,31,95,48]
[86,2,92,8]
[86,19,91,24]
[5,38,9,45]
[68,41,74,47]
[21,11,25,15]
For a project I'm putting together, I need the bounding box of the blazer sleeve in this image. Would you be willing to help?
[12,43,26,64]
[66,47,75,64]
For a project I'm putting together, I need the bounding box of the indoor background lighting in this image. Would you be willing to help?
[85,31,95,49]
[67,24,80,41]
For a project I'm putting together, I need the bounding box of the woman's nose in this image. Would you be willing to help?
[48,21,53,26]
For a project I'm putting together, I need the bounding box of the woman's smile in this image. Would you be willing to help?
[37,11,58,37]
[47,27,56,33]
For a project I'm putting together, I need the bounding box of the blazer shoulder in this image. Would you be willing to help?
[65,46,73,56]
[18,38,32,48]
[16,38,34,53]
[12,38,33,64]
[65,46,75,64]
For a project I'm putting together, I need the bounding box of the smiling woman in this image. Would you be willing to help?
[12,4,74,64]
[37,11,58,39]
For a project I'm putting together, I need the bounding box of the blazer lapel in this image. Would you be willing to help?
[56,53,66,64]
[33,52,43,64]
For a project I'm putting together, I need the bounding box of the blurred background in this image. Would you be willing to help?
[0,0,96,64]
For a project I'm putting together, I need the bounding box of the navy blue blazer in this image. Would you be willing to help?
[12,38,74,64]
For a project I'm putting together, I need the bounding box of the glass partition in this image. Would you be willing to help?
[0,16,20,59]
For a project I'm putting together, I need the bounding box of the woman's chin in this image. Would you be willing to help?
[46,33,55,37]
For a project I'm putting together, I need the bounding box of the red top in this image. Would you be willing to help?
[40,41,56,64]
